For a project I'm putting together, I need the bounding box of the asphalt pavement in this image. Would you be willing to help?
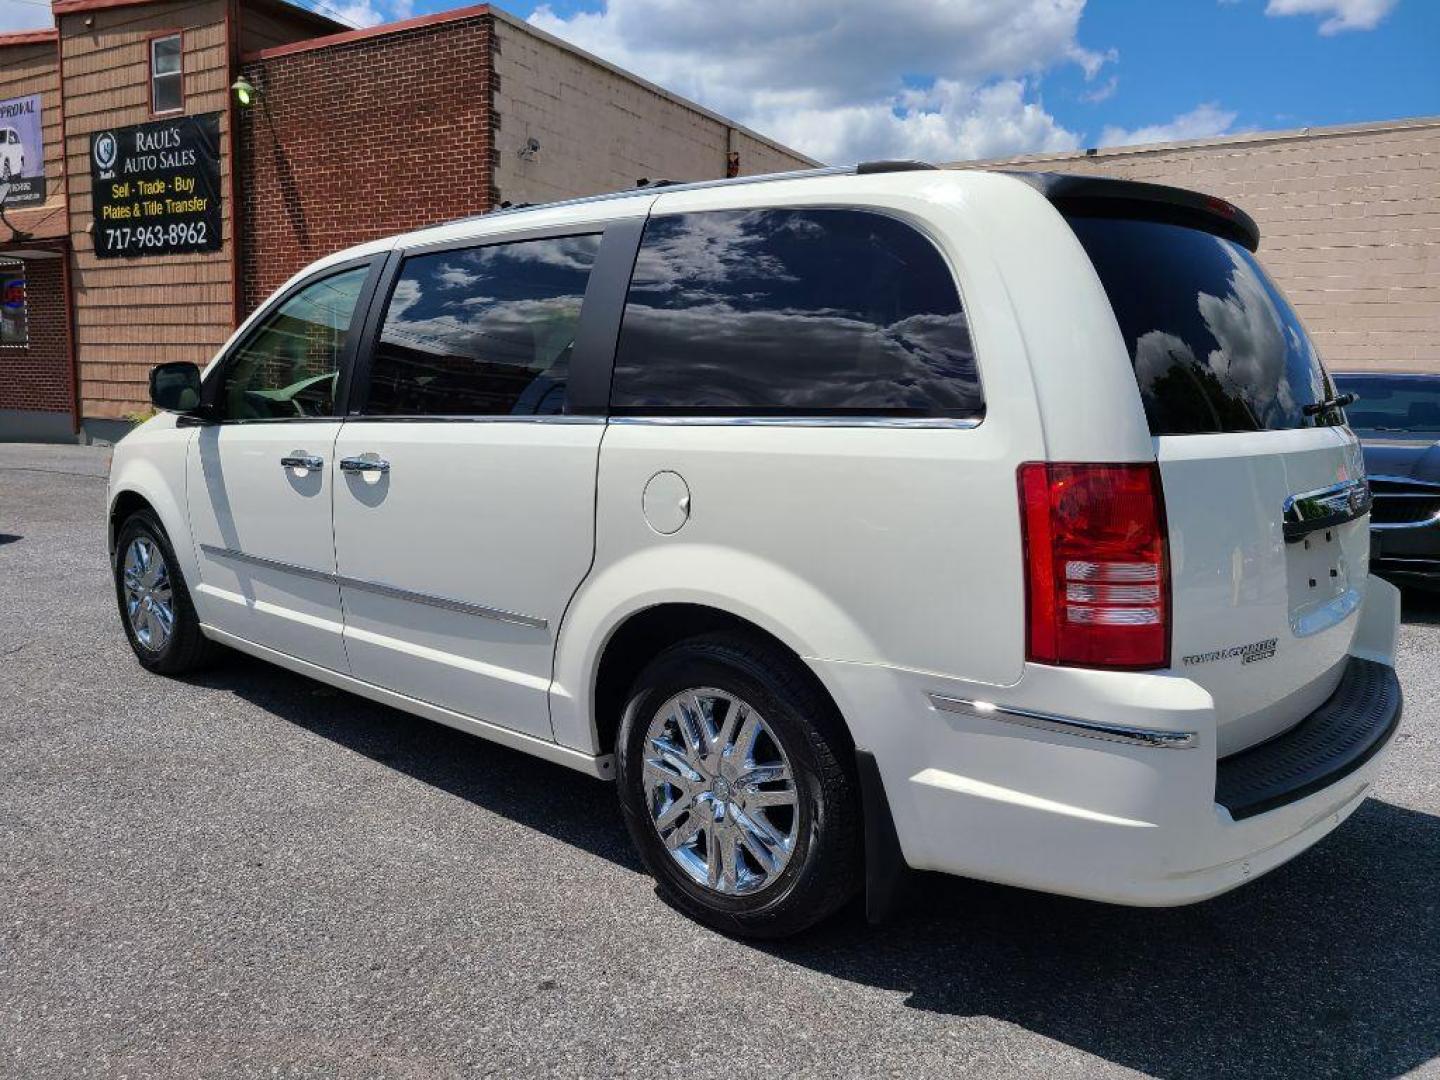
[2,442,1438,1079]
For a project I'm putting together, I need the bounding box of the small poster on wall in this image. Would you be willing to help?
[0,93,45,208]
[89,112,223,258]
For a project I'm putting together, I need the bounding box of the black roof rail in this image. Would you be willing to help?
[635,178,680,189]
[855,160,938,174]
[438,165,856,228]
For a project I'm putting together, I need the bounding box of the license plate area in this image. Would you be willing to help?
[1286,526,1359,636]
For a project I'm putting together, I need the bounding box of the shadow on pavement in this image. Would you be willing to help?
[187,653,643,873]
[191,651,1439,1080]
[765,795,1440,1079]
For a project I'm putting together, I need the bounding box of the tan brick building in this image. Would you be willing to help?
[967,117,1440,374]
[0,1,814,442]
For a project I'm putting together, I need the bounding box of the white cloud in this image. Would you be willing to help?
[312,0,413,29]
[529,0,1112,164]
[1099,102,1237,148]
[0,3,52,33]
[1263,0,1398,34]
[1081,75,1119,103]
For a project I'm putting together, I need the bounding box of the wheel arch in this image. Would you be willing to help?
[107,455,198,587]
[108,489,156,553]
[587,602,857,763]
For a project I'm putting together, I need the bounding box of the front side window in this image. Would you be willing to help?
[364,234,601,417]
[218,265,370,421]
[150,34,183,114]
[610,208,981,417]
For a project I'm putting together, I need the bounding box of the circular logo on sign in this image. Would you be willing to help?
[93,131,118,172]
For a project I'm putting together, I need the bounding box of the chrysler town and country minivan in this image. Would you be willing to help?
[109,164,1402,937]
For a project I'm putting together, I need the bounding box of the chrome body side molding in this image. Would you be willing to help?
[608,415,982,429]
[928,693,1198,749]
[201,623,611,778]
[198,544,549,630]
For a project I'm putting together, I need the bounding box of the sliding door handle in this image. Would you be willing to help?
[339,454,391,474]
[280,453,324,471]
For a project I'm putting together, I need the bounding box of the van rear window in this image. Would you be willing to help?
[1067,215,1342,435]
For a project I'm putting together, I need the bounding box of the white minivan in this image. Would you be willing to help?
[110,163,1402,937]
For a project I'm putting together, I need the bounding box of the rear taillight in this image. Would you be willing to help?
[1018,462,1170,670]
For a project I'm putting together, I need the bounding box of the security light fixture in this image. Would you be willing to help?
[231,76,257,108]
[517,137,540,161]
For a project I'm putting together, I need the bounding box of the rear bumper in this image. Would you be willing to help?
[818,575,1403,907]
[1216,657,1400,820]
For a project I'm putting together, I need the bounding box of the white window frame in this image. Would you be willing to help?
[149,32,184,116]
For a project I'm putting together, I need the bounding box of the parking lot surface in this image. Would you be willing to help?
[2,442,1438,1079]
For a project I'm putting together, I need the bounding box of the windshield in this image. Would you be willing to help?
[1067,215,1342,435]
[1332,374,1440,434]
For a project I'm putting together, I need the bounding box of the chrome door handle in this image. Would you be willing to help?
[280,454,324,470]
[339,454,390,474]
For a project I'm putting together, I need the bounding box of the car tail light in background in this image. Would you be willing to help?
[1018,462,1170,670]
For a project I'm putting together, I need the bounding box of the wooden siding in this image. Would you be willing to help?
[60,0,234,419]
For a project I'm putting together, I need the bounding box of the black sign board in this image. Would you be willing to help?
[90,113,222,258]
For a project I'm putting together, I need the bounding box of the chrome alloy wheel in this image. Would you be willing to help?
[122,536,175,652]
[642,688,799,895]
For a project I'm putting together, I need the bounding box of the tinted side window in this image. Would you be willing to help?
[1067,215,1339,435]
[364,234,601,417]
[219,264,370,421]
[611,209,981,417]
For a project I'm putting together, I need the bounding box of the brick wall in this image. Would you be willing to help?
[237,7,815,317]
[490,14,814,206]
[0,256,71,415]
[967,117,1440,372]
[238,13,496,316]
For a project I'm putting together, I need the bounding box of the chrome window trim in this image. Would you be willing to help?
[337,415,606,425]
[608,415,982,429]
[198,544,549,630]
[927,693,1198,749]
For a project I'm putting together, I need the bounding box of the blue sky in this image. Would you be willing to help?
[5,0,1436,163]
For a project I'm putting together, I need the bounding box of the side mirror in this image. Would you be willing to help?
[149,361,202,414]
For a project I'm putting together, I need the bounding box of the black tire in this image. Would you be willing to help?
[113,509,219,675]
[615,632,862,938]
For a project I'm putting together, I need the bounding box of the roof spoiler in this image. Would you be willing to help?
[1004,171,1261,252]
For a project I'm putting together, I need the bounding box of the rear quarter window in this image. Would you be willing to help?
[1068,215,1341,435]
[610,207,982,418]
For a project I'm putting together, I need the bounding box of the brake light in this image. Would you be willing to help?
[1018,462,1170,670]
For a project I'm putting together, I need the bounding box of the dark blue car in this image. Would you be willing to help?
[1334,371,1440,590]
